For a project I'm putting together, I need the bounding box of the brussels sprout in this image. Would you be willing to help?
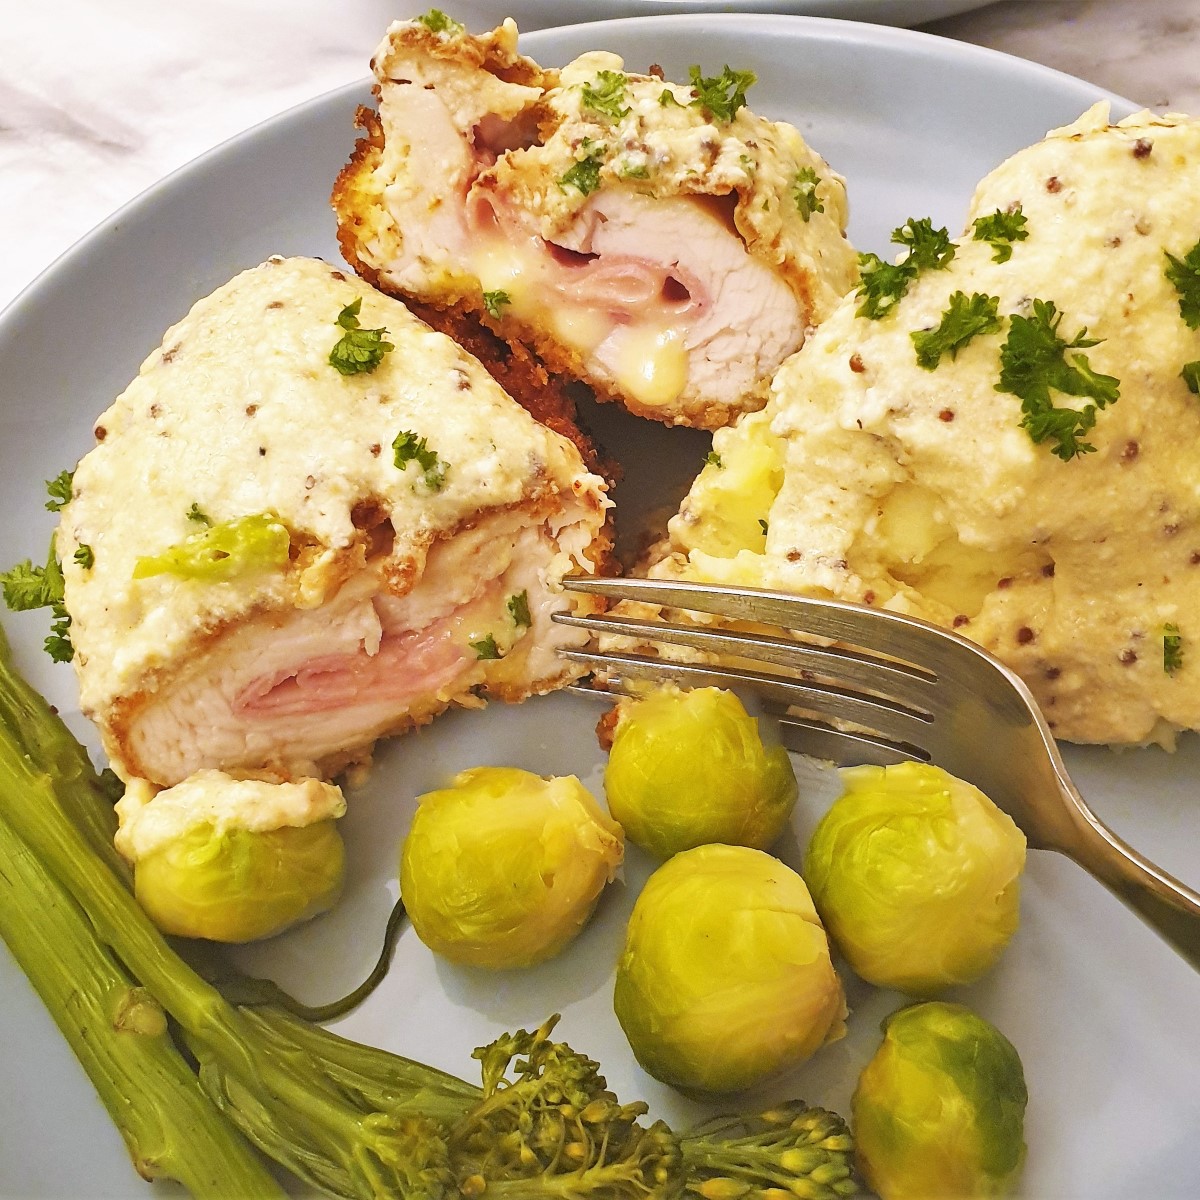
[603,685,797,860]
[614,843,845,1093]
[803,761,1026,994]
[116,771,347,943]
[400,766,623,969]
[853,1001,1028,1200]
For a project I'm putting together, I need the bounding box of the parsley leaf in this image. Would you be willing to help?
[1164,624,1184,675]
[687,65,756,122]
[581,70,630,120]
[558,144,605,196]
[415,9,464,34]
[911,291,1003,370]
[705,451,723,468]
[792,167,824,222]
[392,430,448,491]
[996,299,1120,460]
[45,470,74,512]
[186,502,211,526]
[855,218,956,321]
[1,538,72,662]
[329,298,395,376]
[482,290,511,320]
[1182,361,1200,395]
[74,544,95,570]
[659,88,684,108]
[507,591,532,628]
[758,518,769,536]
[1165,239,1200,329]
[893,218,956,271]
[471,633,501,660]
[972,207,1029,263]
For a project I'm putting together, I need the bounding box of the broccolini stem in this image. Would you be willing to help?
[0,789,283,1196]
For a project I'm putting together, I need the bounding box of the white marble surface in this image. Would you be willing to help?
[2,0,1197,313]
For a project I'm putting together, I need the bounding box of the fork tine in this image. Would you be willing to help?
[559,647,937,749]
[562,574,944,666]
[772,712,930,767]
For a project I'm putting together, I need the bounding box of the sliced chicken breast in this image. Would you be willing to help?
[57,256,609,785]
[333,17,859,429]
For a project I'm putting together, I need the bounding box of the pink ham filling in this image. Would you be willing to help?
[233,619,471,718]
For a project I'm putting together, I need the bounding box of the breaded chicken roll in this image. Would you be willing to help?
[56,256,609,786]
[641,105,1200,746]
[332,15,858,429]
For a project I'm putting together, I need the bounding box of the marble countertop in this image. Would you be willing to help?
[2,0,1197,312]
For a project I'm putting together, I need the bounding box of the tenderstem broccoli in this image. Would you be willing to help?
[0,620,861,1198]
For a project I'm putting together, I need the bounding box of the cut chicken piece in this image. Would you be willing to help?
[56,256,610,786]
[636,105,1200,747]
[333,17,858,429]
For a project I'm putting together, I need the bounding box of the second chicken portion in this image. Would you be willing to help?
[333,14,858,429]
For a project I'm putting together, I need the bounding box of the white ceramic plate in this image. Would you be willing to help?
[488,1,994,28]
[3,14,1199,1199]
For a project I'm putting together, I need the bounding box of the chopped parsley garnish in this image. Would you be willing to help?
[855,218,956,320]
[558,144,605,196]
[659,88,684,108]
[972,207,1029,263]
[471,633,501,660]
[687,65,756,122]
[329,298,395,376]
[911,291,1003,371]
[792,167,824,222]
[581,70,630,120]
[415,9,463,34]
[507,590,532,628]
[758,519,769,536]
[618,159,650,180]
[392,430,448,491]
[482,290,511,320]
[1165,239,1200,329]
[705,451,723,468]
[44,470,74,512]
[73,544,95,570]
[893,218,956,271]
[1,538,72,663]
[996,298,1120,461]
[1182,361,1200,395]
[186,502,211,526]
[1164,624,1184,675]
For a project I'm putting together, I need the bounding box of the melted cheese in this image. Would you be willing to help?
[611,325,688,408]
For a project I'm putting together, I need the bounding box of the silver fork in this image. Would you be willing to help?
[555,574,1200,973]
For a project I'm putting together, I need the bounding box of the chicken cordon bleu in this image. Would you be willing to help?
[640,105,1200,747]
[332,15,858,429]
[56,256,610,786]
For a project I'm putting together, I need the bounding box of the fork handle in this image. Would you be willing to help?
[1056,781,1200,973]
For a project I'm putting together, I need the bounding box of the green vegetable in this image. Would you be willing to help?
[73,543,95,569]
[704,450,723,468]
[506,589,532,628]
[581,70,630,120]
[133,512,291,581]
[186,501,211,525]
[470,633,501,659]
[856,218,956,320]
[559,144,606,196]
[392,428,449,490]
[0,536,72,662]
[134,820,345,944]
[614,843,846,1093]
[415,8,464,35]
[1182,360,1200,395]
[1165,237,1200,329]
[328,297,395,376]
[0,620,856,1198]
[603,685,797,860]
[401,766,624,969]
[792,167,824,221]
[687,65,756,122]
[972,207,1029,263]
[852,1001,1027,1200]
[1164,623,1184,675]
[44,469,75,512]
[804,761,1026,995]
[911,291,1003,370]
[996,297,1120,460]
[481,289,510,319]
